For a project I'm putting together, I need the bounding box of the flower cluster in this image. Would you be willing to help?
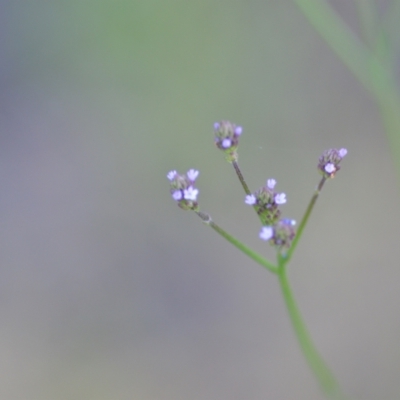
[259,219,296,249]
[245,179,295,249]
[213,120,243,162]
[245,179,286,226]
[167,169,200,211]
[318,148,348,178]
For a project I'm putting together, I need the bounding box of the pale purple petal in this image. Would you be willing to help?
[213,122,220,131]
[267,179,276,189]
[325,163,336,174]
[339,148,347,158]
[183,186,199,201]
[167,170,177,180]
[275,193,286,205]
[186,169,199,181]
[222,138,232,148]
[259,226,274,241]
[234,126,243,136]
[283,218,296,226]
[172,190,182,201]
[245,194,256,205]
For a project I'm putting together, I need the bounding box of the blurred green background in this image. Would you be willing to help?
[1,1,400,399]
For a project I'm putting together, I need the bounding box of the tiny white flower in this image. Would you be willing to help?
[222,138,232,148]
[325,163,336,174]
[339,148,347,158]
[183,186,199,201]
[275,193,286,205]
[234,126,243,136]
[172,190,182,201]
[259,226,274,241]
[245,194,256,205]
[167,170,177,180]
[267,179,276,189]
[187,169,199,181]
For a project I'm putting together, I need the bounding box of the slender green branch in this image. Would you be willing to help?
[232,160,251,195]
[277,266,345,399]
[284,177,326,263]
[292,0,379,93]
[196,211,278,274]
[292,0,400,178]
[355,0,378,49]
[231,160,267,225]
[355,0,390,67]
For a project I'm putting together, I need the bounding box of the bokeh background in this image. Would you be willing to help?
[1,1,400,399]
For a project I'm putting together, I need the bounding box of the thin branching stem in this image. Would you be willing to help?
[196,211,278,274]
[283,177,326,263]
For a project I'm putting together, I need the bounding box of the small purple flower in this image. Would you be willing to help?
[172,190,183,201]
[187,169,199,181]
[324,163,335,174]
[259,226,274,241]
[282,218,296,226]
[339,148,348,158]
[167,170,177,181]
[245,194,257,205]
[275,193,286,205]
[234,126,243,136]
[222,138,232,148]
[183,186,199,201]
[267,179,276,189]
[213,122,220,131]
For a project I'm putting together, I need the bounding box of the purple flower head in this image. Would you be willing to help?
[318,148,348,178]
[245,194,257,205]
[213,120,243,162]
[183,186,199,201]
[275,193,286,205]
[267,179,276,189]
[339,148,348,158]
[172,190,183,201]
[259,226,274,241]
[324,163,335,174]
[234,126,243,136]
[282,218,296,226]
[187,169,199,182]
[167,169,200,211]
[167,170,177,181]
[222,138,232,148]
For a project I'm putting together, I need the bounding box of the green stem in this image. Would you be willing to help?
[277,265,345,399]
[284,177,326,263]
[232,160,251,195]
[196,211,278,274]
[292,0,400,180]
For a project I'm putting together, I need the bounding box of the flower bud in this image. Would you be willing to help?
[318,148,347,178]
[245,178,287,225]
[259,219,296,249]
[213,120,243,162]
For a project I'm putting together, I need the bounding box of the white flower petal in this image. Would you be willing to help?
[325,163,336,174]
[245,194,256,205]
[222,138,232,148]
[167,170,177,180]
[187,169,199,181]
[267,179,276,189]
[339,148,347,158]
[183,186,199,201]
[259,226,274,241]
[275,193,286,205]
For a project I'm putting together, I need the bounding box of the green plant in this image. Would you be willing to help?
[167,121,347,399]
